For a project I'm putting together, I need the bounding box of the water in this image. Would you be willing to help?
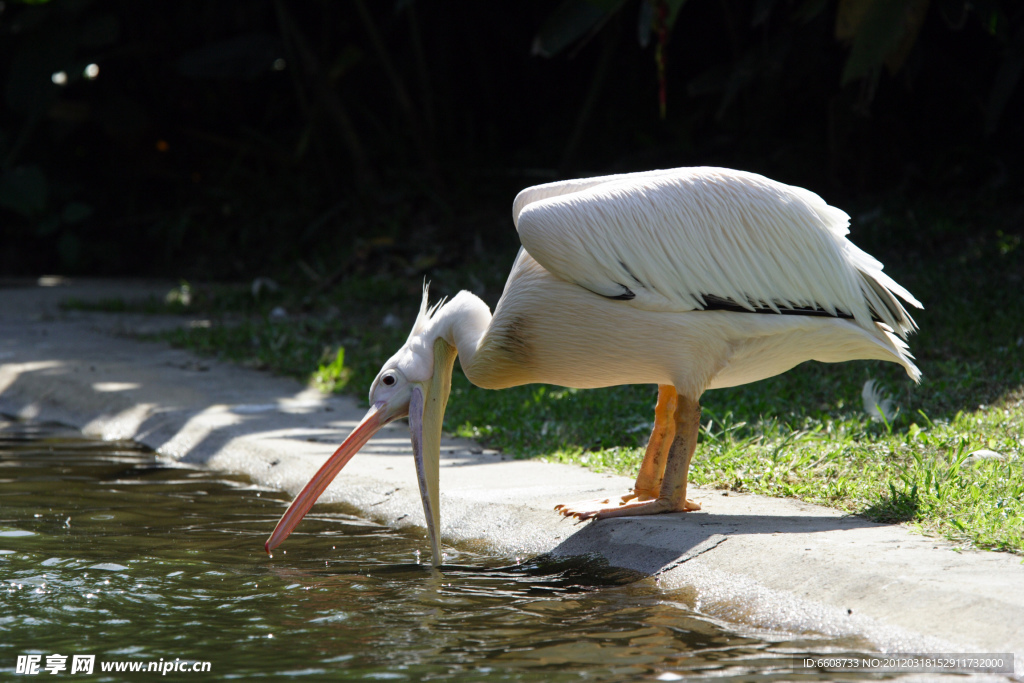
[0,420,886,681]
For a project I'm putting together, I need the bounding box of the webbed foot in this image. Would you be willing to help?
[554,492,700,520]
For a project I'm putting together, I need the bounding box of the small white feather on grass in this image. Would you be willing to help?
[861,379,896,423]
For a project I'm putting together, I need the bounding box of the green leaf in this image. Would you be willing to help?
[664,0,689,31]
[314,347,352,393]
[841,0,913,85]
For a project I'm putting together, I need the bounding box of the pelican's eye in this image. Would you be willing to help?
[382,374,396,387]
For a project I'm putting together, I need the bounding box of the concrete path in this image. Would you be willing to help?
[1,278,1021,677]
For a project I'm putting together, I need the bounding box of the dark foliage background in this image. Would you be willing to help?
[1,0,1021,280]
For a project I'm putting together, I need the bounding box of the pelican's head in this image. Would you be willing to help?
[265,288,457,566]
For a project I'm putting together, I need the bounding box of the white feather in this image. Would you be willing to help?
[513,167,921,339]
[862,379,896,422]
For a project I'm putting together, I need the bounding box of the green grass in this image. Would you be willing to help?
[76,214,1024,555]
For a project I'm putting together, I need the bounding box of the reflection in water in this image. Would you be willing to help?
[0,420,870,680]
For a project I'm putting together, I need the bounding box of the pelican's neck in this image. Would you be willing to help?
[426,290,492,375]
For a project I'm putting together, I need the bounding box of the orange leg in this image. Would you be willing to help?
[555,388,702,520]
[623,384,676,501]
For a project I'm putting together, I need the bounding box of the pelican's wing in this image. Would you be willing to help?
[513,167,921,338]
[512,169,683,227]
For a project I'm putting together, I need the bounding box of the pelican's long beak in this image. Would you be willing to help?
[264,398,407,555]
[408,339,457,566]
[265,338,458,568]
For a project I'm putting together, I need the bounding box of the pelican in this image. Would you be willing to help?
[266,167,921,566]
